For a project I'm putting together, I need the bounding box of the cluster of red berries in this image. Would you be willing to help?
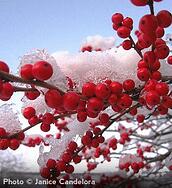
[20,60,53,81]
[81,130,105,148]
[119,132,131,145]
[119,161,144,173]
[24,136,42,147]
[142,80,172,114]
[112,13,133,39]
[0,61,14,101]
[78,79,135,122]
[81,45,102,52]
[0,127,24,150]
[40,141,81,178]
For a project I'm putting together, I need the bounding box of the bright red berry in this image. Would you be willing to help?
[110,82,123,95]
[122,40,132,50]
[63,92,80,111]
[137,68,150,81]
[139,14,158,34]
[82,82,95,97]
[9,139,20,150]
[167,56,172,65]
[25,90,40,100]
[23,107,36,119]
[156,10,172,28]
[95,83,110,99]
[111,13,123,24]
[45,89,63,108]
[117,26,131,38]
[130,0,147,6]
[20,64,34,80]
[0,61,9,73]
[32,61,53,81]
[123,79,135,91]
[87,97,104,112]
[145,90,160,106]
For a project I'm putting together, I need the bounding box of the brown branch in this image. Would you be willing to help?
[0,70,65,95]
[129,35,143,58]
[148,0,154,15]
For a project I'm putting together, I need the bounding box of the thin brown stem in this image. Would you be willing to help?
[129,36,143,58]
[0,70,65,95]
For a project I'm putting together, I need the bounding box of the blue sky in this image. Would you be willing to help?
[0,0,171,71]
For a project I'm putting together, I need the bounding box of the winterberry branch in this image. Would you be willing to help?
[0,70,65,95]
[129,35,143,58]
[148,0,154,15]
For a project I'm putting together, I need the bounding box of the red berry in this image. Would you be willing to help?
[151,71,161,81]
[117,26,131,38]
[144,79,157,92]
[95,83,110,99]
[0,82,14,101]
[130,0,147,6]
[110,82,123,95]
[45,89,63,108]
[122,40,132,50]
[151,60,161,71]
[108,94,118,105]
[158,105,168,115]
[138,33,154,48]
[143,51,156,66]
[73,155,82,164]
[156,10,172,28]
[42,113,54,124]
[63,92,80,111]
[139,14,158,34]
[99,113,110,124]
[32,61,53,81]
[46,159,56,169]
[40,123,50,132]
[65,165,74,174]
[20,64,34,80]
[61,152,72,163]
[87,97,104,112]
[137,114,145,123]
[145,90,160,106]
[25,90,40,100]
[118,94,132,108]
[28,116,39,126]
[0,128,7,137]
[77,111,87,122]
[23,107,36,119]
[111,13,123,24]
[123,17,133,28]
[82,82,95,97]
[154,45,169,59]
[155,27,164,38]
[137,68,150,81]
[155,82,169,96]
[167,56,172,65]
[9,139,20,150]
[40,167,50,178]
[0,139,9,150]
[68,141,77,151]
[81,135,92,146]
[123,79,135,91]
[56,160,66,171]
[0,61,9,73]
